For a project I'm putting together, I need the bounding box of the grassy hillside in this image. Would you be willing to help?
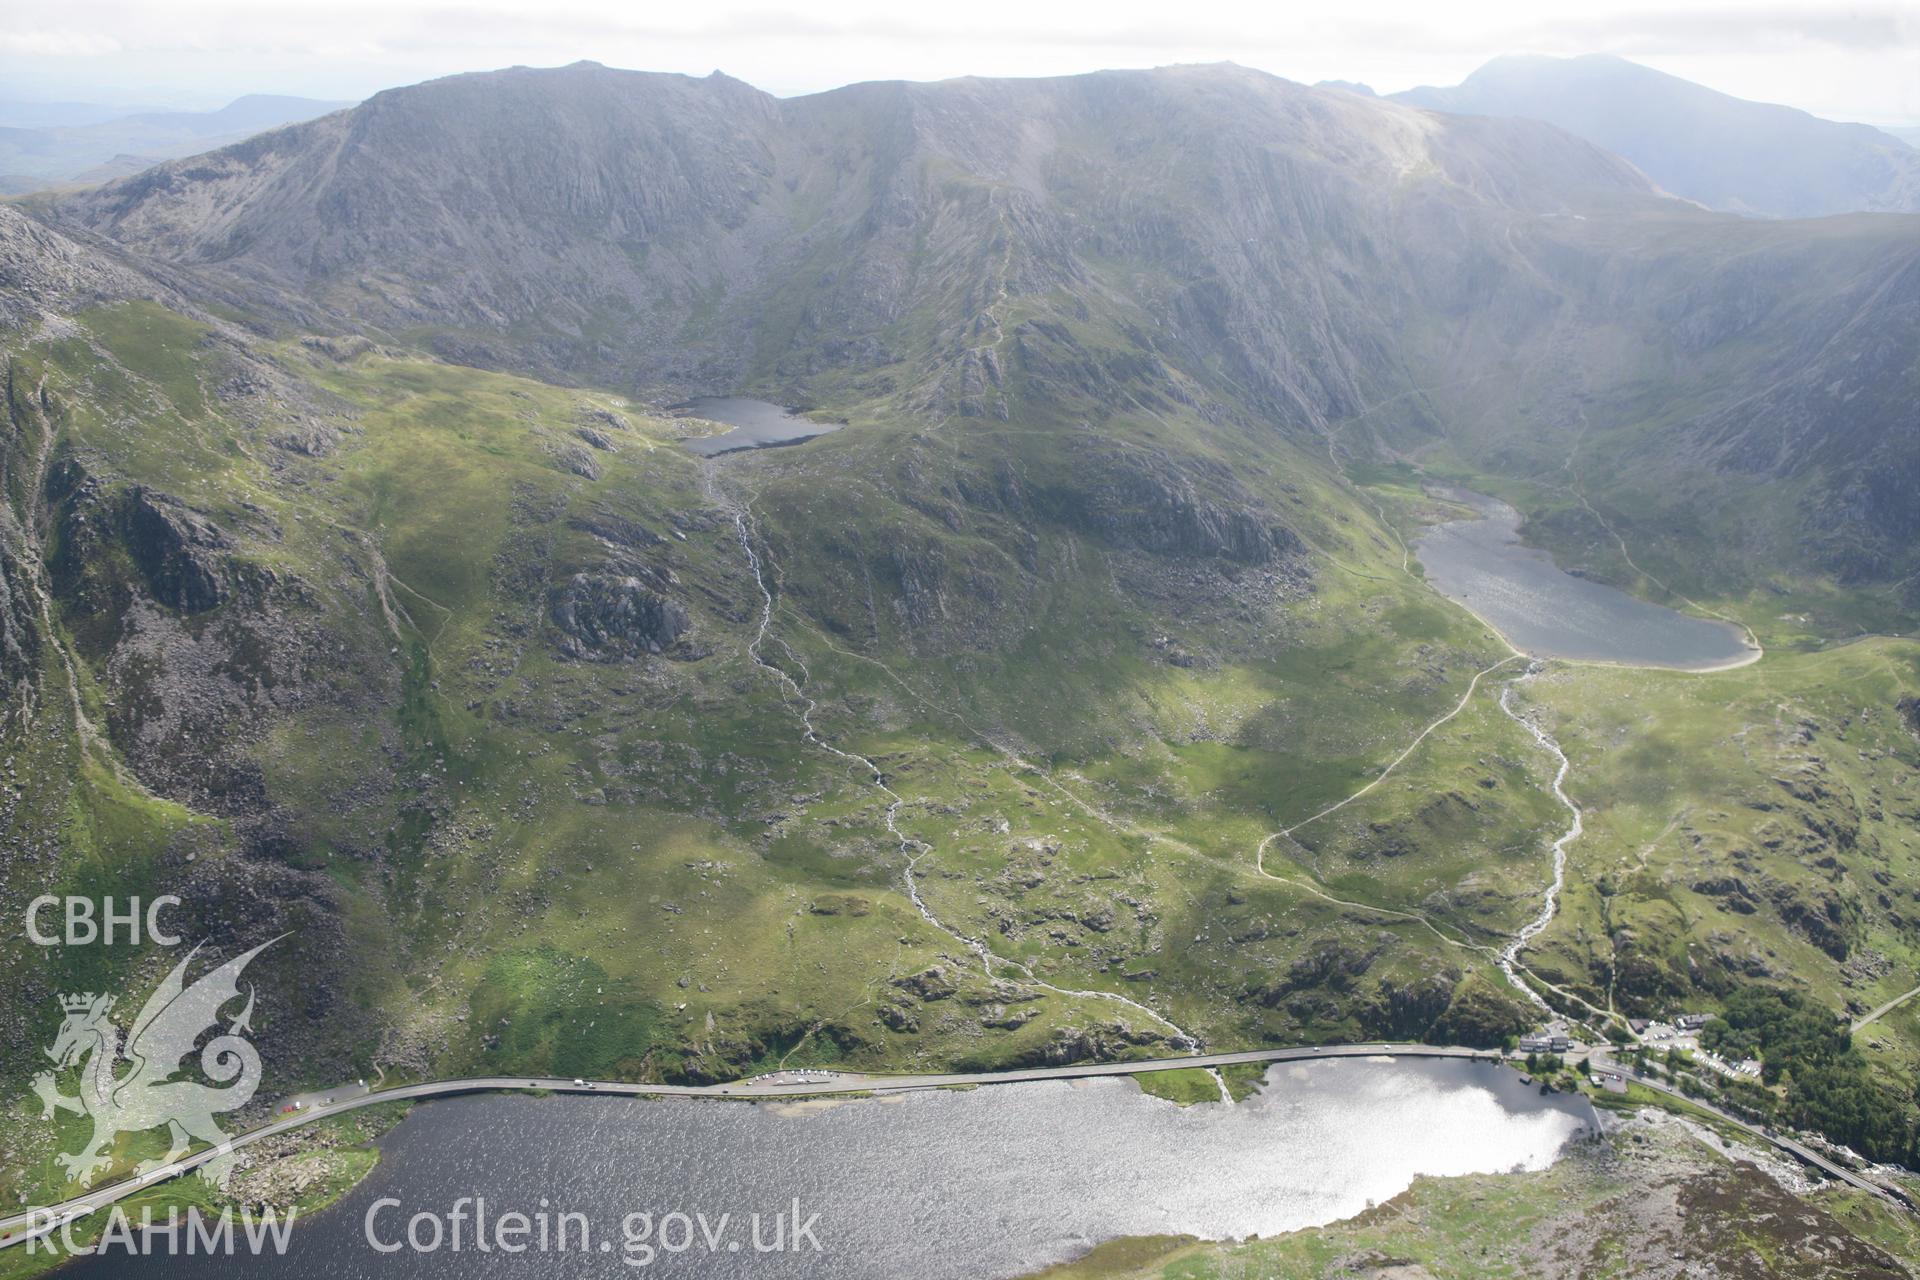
[0,266,1912,1280]
[6,282,1917,1204]
[1525,640,1920,1072]
[0,296,1562,1209]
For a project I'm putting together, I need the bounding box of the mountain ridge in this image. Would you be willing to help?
[1393,53,1920,218]
[39,60,1920,590]
[0,93,353,191]
[52,62,1657,416]
[4,58,1920,1230]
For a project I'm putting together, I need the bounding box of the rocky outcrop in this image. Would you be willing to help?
[893,963,959,1002]
[1037,447,1301,565]
[1767,882,1859,961]
[569,510,665,550]
[52,463,253,617]
[579,406,631,433]
[1690,874,1759,914]
[270,417,345,457]
[120,487,233,612]
[1014,1021,1169,1067]
[1359,973,1457,1040]
[0,364,48,695]
[1283,938,1385,994]
[545,441,602,480]
[0,204,146,331]
[548,572,689,659]
[0,524,38,697]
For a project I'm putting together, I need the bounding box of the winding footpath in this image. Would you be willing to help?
[715,477,1200,1051]
[1258,655,1520,852]
[10,457,1881,1256]
[1853,984,1920,1035]
[1247,651,1606,1029]
[1248,657,1522,956]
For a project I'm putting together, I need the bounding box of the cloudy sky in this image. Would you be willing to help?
[4,0,1919,125]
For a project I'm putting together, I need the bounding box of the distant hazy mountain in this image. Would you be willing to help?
[1394,54,1920,217]
[0,98,168,129]
[1888,125,1920,150]
[0,153,162,195]
[0,93,352,188]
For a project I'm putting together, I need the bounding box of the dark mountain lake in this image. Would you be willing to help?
[75,1059,1594,1279]
[1414,491,1758,671]
[675,397,842,457]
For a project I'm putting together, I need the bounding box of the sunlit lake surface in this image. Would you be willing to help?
[82,1058,1595,1279]
[675,397,841,457]
[1414,491,1756,670]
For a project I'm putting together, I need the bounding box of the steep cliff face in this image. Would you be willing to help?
[0,211,379,1093]
[70,64,788,384]
[0,363,47,709]
[0,203,149,327]
[53,63,1650,427]
[50,62,1919,587]
[0,204,156,721]
[1395,209,1920,587]
[1032,442,1301,565]
[116,486,238,612]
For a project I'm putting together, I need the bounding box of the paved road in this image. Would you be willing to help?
[1593,1055,1911,1209]
[0,1042,1492,1247]
[3,1040,1905,1250]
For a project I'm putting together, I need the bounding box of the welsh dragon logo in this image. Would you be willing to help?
[31,939,276,1190]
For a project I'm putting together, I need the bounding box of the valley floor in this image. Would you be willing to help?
[2,300,1916,1276]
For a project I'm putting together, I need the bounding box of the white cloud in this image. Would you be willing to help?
[0,28,123,57]
[1,0,1916,124]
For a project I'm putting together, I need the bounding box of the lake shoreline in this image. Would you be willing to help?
[54,1059,1596,1279]
[672,395,845,457]
[1412,490,1762,673]
[1436,588,1764,675]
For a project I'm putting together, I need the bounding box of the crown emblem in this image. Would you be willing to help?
[33,938,275,1192]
